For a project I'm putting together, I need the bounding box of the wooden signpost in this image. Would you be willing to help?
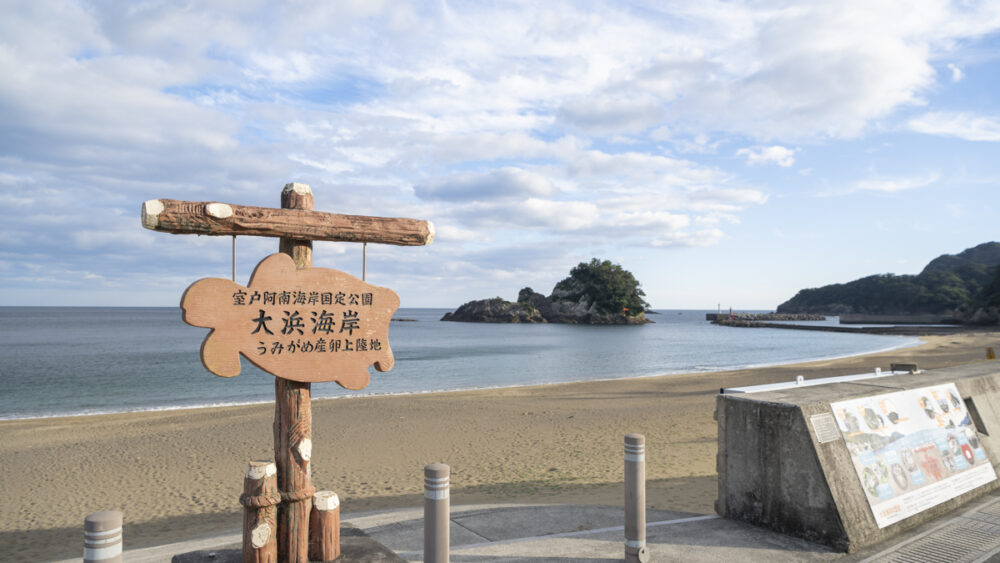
[142,183,433,562]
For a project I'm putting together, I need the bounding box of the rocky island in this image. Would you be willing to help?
[442,258,651,324]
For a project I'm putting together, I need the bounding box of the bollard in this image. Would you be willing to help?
[309,491,341,561]
[625,434,650,563]
[875,367,882,377]
[988,347,996,360]
[424,463,450,563]
[241,460,280,562]
[83,510,122,563]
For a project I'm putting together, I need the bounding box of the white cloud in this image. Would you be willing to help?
[521,198,599,230]
[246,51,319,83]
[557,95,665,135]
[856,173,940,193]
[651,228,725,247]
[674,133,722,154]
[652,2,1000,140]
[2,1,999,306]
[434,225,490,243]
[415,168,556,201]
[602,210,691,231]
[908,112,1000,141]
[947,63,964,82]
[73,228,157,251]
[736,145,797,167]
[686,187,769,206]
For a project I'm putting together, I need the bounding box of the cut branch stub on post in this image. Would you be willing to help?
[277,184,314,269]
[309,491,341,561]
[141,197,434,246]
[241,460,279,562]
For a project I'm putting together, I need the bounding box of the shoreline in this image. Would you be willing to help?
[2,330,998,561]
[0,333,923,422]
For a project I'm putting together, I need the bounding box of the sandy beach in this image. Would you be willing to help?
[2,330,998,561]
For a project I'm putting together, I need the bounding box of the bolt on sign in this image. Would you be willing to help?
[182,253,399,389]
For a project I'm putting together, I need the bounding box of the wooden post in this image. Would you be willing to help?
[241,460,279,562]
[424,463,450,563]
[275,182,316,562]
[83,510,122,563]
[308,491,341,561]
[625,433,649,563]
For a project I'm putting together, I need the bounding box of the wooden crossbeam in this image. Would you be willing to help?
[141,191,434,246]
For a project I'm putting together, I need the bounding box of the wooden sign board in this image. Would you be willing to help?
[181,253,399,389]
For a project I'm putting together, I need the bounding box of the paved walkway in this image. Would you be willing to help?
[348,504,836,562]
[52,489,1000,562]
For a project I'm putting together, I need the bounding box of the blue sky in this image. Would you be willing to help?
[2,1,999,309]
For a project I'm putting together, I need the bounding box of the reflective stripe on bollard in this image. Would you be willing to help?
[84,510,122,563]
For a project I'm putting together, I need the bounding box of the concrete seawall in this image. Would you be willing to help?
[716,362,1000,552]
[706,313,825,322]
[839,313,960,325]
[712,320,988,335]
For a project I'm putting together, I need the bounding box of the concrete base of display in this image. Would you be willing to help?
[715,362,1000,553]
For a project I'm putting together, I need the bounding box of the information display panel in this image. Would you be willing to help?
[830,383,995,528]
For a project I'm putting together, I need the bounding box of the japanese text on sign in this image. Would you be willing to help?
[233,290,374,307]
[181,253,400,389]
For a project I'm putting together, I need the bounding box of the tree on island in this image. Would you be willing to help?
[551,258,649,316]
[443,258,651,324]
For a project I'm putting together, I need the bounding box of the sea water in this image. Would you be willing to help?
[0,307,919,420]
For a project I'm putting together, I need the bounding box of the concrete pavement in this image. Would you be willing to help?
[50,488,1000,562]
[349,504,837,562]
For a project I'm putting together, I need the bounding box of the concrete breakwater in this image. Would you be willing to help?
[705,312,825,322]
[838,313,960,324]
[712,319,988,335]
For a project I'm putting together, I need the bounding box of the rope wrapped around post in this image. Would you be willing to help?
[242,460,280,562]
[280,485,318,503]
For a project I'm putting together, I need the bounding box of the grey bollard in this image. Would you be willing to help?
[84,510,123,563]
[625,434,650,563]
[424,463,450,563]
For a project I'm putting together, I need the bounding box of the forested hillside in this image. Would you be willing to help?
[776,242,1000,320]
